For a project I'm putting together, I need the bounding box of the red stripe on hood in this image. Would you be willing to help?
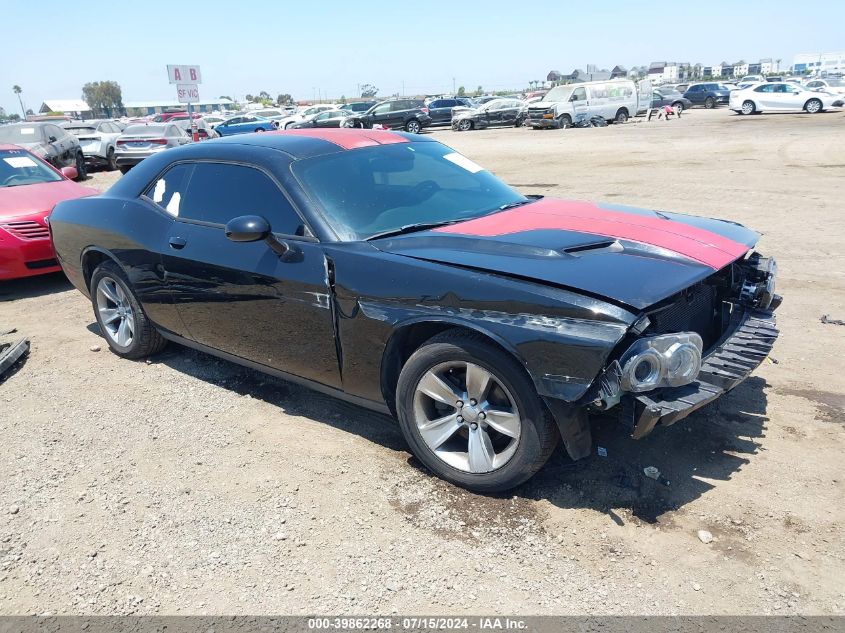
[434,198,749,269]
[278,128,409,150]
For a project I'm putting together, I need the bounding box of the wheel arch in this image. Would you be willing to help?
[379,318,526,417]
[81,246,127,295]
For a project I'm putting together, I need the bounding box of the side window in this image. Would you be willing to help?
[47,125,64,140]
[145,163,193,217]
[371,103,390,115]
[391,100,411,111]
[571,88,587,101]
[178,163,304,235]
[754,84,774,93]
[227,117,242,125]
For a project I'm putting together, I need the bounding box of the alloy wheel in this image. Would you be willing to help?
[96,277,135,347]
[412,361,521,473]
[806,99,821,113]
[458,119,472,131]
[406,120,421,134]
[741,101,755,115]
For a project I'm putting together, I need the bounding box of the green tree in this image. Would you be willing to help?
[219,95,232,100]
[81,81,124,117]
[8,113,20,121]
[360,83,378,98]
[475,85,483,96]
[12,85,25,117]
[245,94,254,102]
[276,93,293,106]
[457,85,466,96]
[339,95,347,104]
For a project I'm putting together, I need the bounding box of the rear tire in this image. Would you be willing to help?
[74,152,87,181]
[614,108,629,123]
[804,98,822,114]
[395,330,558,492]
[90,261,167,359]
[405,119,422,134]
[704,96,716,109]
[106,147,117,171]
[741,100,756,115]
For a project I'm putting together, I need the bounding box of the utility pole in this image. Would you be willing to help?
[402,80,405,97]
[452,77,456,95]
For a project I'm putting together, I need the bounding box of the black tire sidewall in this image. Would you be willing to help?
[396,336,554,492]
[75,152,86,180]
[406,119,421,134]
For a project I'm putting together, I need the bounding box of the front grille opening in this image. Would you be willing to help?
[646,283,719,349]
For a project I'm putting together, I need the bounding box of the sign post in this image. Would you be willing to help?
[167,65,202,142]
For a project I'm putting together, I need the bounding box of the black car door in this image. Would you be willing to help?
[45,125,72,167]
[153,161,341,389]
[428,99,454,124]
[366,102,392,128]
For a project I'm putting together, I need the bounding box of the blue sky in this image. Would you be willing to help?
[2,0,843,114]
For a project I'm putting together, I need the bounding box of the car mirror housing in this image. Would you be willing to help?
[225,215,271,242]
[60,166,78,180]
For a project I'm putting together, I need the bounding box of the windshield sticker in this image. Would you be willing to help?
[443,152,484,173]
[3,156,37,168]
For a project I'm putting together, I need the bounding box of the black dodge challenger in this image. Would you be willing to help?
[49,129,780,492]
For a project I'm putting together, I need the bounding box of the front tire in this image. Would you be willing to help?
[558,114,572,129]
[405,119,422,134]
[395,330,558,492]
[804,98,822,113]
[741,100,756,115]
[90,261,167,359]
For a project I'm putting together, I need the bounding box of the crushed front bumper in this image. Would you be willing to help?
[621,308,778,439]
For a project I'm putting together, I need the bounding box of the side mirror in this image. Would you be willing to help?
[60,165,78,179]
[49,136,58,143]
[225,215,270,242]
[225,215,295,260]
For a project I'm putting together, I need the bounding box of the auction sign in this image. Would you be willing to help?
[166,65,202,84]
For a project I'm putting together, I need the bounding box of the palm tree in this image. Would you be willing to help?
[13,85,25,117]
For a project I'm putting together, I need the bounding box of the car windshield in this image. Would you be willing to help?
[123,124,166,135]
[825,79,845,87]
[0,125,42,143]
[542,86,574,102]
[0,149,61,187]
[292,142,526,241]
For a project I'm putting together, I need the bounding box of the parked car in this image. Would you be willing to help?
[290,109,351,129]
[766,76,784,83]
[805,78,845,95]
[61,120,123,171]
[739,75,766,85]
[173,118,219,140]
[427,98,475,126]
[451,98,527,131]
[683,83,731,108]
[652,89,693,113]
[277,105,338,129]
[0,122,87,180]
[342,99,432,134]
[729,82,843,115]
[673,83,690,94]
[150,111,184,122]
[339,101,378,113]
[527,80,642,129]
[0,145,96,280]
[202,115,227,129]
[214,115,277,136]
[114,123,190,173]
[49,128,780,492]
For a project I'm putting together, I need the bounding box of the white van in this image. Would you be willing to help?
[526,79,648,128]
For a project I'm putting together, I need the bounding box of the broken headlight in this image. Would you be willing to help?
[619,332,703,393]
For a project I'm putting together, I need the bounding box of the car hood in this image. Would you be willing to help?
[372,198,759,310]
[0,180,97,219]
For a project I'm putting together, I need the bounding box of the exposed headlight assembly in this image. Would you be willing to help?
[619,332,703,393]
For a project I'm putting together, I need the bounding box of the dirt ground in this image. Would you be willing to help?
[1,108,843,615]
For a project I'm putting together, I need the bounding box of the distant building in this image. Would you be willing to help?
[568,67,612,82]
[547,70,562,83]
[610,65,628,78]
[733,61,749,78]
[123,97,236,116]
[648,62,679,84]
[39,100,92,117]
[793,51,845,75]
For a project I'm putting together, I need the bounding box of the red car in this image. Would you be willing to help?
[0,144,97,280]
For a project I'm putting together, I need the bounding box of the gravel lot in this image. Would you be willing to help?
[1,108,843,615]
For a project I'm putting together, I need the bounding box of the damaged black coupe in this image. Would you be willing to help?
[49,129,780,492]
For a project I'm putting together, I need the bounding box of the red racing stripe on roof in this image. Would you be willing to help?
[277,128,409,150]
[434,198,749,269]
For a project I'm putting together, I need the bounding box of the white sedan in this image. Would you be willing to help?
[729,82,843,115]
[804,78,845,96]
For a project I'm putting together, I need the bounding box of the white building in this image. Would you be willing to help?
[733,61,749,78]
[793,51,845,75]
